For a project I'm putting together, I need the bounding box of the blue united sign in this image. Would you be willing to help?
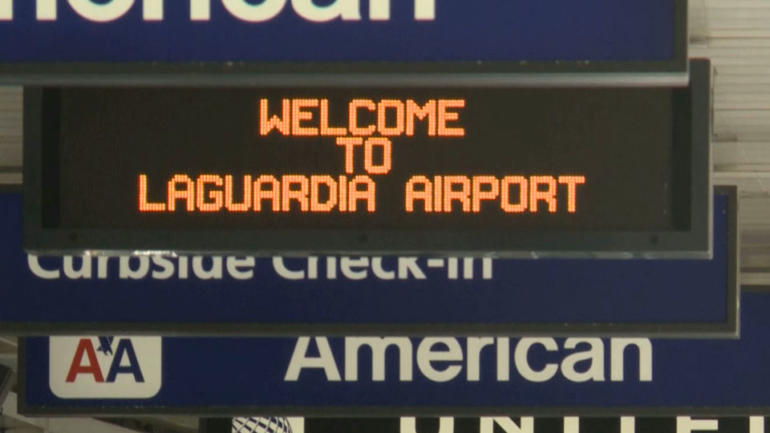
[221,417,770,433]
[18,290,770,416]
[0,187,737,335]
[0,0,686,83]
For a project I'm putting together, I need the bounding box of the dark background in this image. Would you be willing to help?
[53,87,677,231]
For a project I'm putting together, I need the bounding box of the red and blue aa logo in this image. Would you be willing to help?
[50,336,162,399]
[66,336,144,383]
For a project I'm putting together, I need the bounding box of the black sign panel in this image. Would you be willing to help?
[23,61,710,256]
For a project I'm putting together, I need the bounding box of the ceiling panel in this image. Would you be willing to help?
[0,87,20,170]
[691,0,770,280]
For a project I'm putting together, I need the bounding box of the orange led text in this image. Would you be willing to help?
[138,174,376,213]
[405,175,586,213]
[259,98,465,138]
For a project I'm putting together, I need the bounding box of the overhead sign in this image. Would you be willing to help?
[0,1,686,84]
[23,60,710,256]
[220,416,770,433]
[2,187,736,335]
[19,290,770,416]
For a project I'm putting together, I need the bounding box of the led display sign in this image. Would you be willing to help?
[23,61,710,256]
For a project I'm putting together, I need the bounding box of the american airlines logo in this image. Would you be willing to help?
[0,0,436,23]
[284,337,652,384]
[49,336,162,399]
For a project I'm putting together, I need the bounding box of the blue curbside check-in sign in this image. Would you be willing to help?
[0,187,737,335]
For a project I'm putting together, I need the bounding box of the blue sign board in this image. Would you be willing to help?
[0,188,737,335]
[224,416,770,433]
[0,0,686,83]
[19,289,770,416]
